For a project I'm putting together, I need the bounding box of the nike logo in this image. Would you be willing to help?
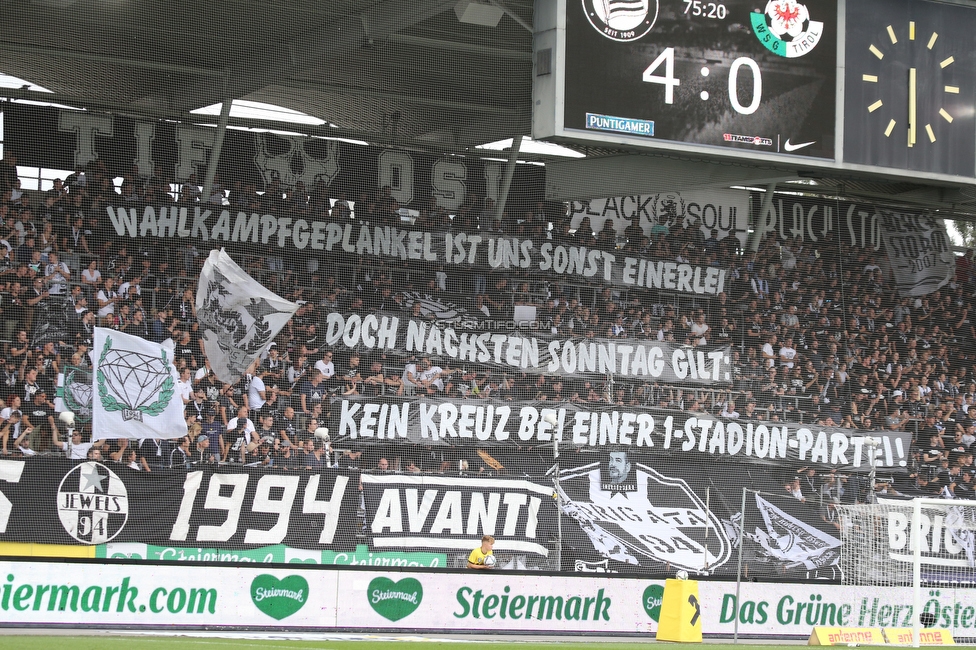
[783,139,816,152]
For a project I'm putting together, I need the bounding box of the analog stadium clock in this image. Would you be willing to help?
[861,23,958,149]
[844,0,976,177]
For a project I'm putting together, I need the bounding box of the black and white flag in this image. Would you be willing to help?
[196,249,299,383]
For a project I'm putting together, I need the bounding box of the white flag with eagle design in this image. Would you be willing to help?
[196,248,300,384]
[92,328,187,441]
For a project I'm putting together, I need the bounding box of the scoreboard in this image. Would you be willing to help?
[533,0,976,182]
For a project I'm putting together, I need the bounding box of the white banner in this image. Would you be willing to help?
[5,559,976,638]
[878,213,955,297]
[196,248,299,383]
[92,328,187,441]
[569,189,750,247]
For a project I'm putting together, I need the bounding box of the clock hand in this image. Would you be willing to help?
[909,67,917,147]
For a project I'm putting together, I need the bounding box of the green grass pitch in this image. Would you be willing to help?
[0,638,822,650]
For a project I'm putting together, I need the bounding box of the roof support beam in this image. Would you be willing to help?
[277,80,519,115]
[166,0,459,113]
[201,98,233,204]
[0,40,223,77]
[544,155,797,201]
[388,34,532,59]
[495,134,523,224]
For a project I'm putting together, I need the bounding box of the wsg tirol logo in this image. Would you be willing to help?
[57,461,129,544]
[751,1,824,58]
[582,0,658,42]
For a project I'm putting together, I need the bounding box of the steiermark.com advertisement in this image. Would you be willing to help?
[4,559,976,637]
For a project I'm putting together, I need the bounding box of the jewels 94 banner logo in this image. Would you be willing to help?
[751,1,824,58]
[582,0,659,42]
[57,461,129,544]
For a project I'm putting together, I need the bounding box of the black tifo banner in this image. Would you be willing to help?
[4,103,543,214]
[0,457,856,580]
[104,205,729,297]
[324,310,732,384]
[334,395,911,471]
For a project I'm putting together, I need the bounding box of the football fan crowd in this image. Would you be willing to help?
[0,149,974,506]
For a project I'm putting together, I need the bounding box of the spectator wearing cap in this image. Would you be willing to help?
[262,343,285,388]
[244,438,273,467]
[200,407,223,453]
[51,424,90,461]
[192,434,216,464]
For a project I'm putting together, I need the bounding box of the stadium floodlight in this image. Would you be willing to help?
[454,1,504,27]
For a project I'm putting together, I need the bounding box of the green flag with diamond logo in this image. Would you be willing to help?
[92,327,186,441]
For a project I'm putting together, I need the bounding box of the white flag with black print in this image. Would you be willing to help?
[196,248,299,383]
[92,328,187,441]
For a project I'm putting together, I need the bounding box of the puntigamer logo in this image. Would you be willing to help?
[250,574,308,620]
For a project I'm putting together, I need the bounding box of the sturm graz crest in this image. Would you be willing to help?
[57,461,128,544]
[559,462,730,574]
[97,335,175,422]
[198,266,279,374]
[399,292,480,324]
[582,0,658,42]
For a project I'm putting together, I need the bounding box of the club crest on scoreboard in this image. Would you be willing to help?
[582,0,659,42]
[751,1,825,58]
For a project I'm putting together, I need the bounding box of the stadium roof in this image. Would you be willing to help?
[3,0,976,217]
[0,0,540,153]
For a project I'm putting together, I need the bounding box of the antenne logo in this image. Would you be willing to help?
[582,0,658,42]
[96,336,175,422]
[751,1,824,58]
[57,461,128,544]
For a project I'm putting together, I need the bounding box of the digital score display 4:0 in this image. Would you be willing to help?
[562,0,838,160]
